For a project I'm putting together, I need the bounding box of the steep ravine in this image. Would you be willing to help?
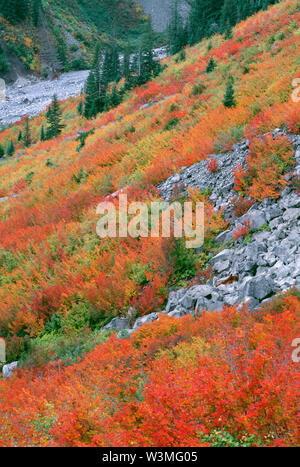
[0,48,168,126]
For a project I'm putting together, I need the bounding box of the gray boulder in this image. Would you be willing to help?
[214,230,233,243]
[187,284,214,299]
[212,260,230,273]
[103,317,131,331]
[209,249,234,266]
[117,329,134,339]
[3,361,18,379]
[168,308,187,318]
[238,209,266,230]
[283,208,300,222]
[133,312,158,330]
[241,275,274,301]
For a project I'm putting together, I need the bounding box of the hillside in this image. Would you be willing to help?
[139,0,189,31]
[0,0,146,81]
[0,0,299,447]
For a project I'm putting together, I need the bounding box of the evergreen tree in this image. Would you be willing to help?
[188,0,223,45]
[18,130,23,142]
[40,125,45,141]
[123,46,131,80]
[84,70,99,119]
[45,95,64,139]
[0,44,9,74]
[6,139,15,157]
[168,0,188,55]
[106,84,123,109]
[206,56,216,73]
[220,0,237,34]
[32,0,40,27]
[0,144,4,158]
[187,1,278,45]
[77,99,84,116]
[84,43,107,119]
[0,0,28,23]
[223,76,236,108]
[23,117,31,147]
[139,22,161,85]
[102,44,121,85]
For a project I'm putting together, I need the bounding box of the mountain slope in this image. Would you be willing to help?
[0,0,299,447]
[0,0,146,80]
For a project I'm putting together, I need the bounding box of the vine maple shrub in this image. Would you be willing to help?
[0,292,299,447]
[233,135,295,201]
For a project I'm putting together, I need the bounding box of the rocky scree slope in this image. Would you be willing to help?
[3,131,300,376]
[105,129,300,336]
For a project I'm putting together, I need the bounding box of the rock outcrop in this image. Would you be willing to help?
[2,361,18,379]
[113,129,300,336]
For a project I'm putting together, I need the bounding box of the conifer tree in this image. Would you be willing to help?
[0,44,9,74]
[6,139,15,157]
[168,0,188,55]
[40,125,45,141]
[188,0,223,45]
[139,21,160,85]
[45,95,64,139]
[84,43,107,119]
[23,117,31,147]
[123,46,131,80]
[0,0,28,23]
[0,144,4,158]
[18,130,23,142]
[32,0,40,27]
[102,44,121,85]
[84,70,99,119]
[206,56,216,73]
[220,0,237,34]
[223,76,236,108]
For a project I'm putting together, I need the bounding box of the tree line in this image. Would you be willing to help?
[81,22,162,120]
[0,0,40,26]
[168,0,279,54]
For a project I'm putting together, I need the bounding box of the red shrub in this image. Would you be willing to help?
[207,158,219,173]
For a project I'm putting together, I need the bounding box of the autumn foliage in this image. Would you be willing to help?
[0,292,299,447]
[0,0,299,447]
[234,134,295,201]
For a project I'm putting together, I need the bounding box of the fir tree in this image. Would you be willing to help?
[206,56,216,73]
[123,46,131,80]
[77,100,83,116]
[84,70,99,119]
[23,117,31,147]
[102,44,121,85]
[18,130,23,142]
[84,43,107,119]
[6,139,15,157]
[45,95,64,139]
[32,0,40,27]
[0,144,4,158]
[220,0,237,34]
[40,125,45,141]
[223,76,236,108]
[0,44,9,74]
[139,22,161,85]
[168,0,188,55]
[0,0,28,23]
[188,0,223,45]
